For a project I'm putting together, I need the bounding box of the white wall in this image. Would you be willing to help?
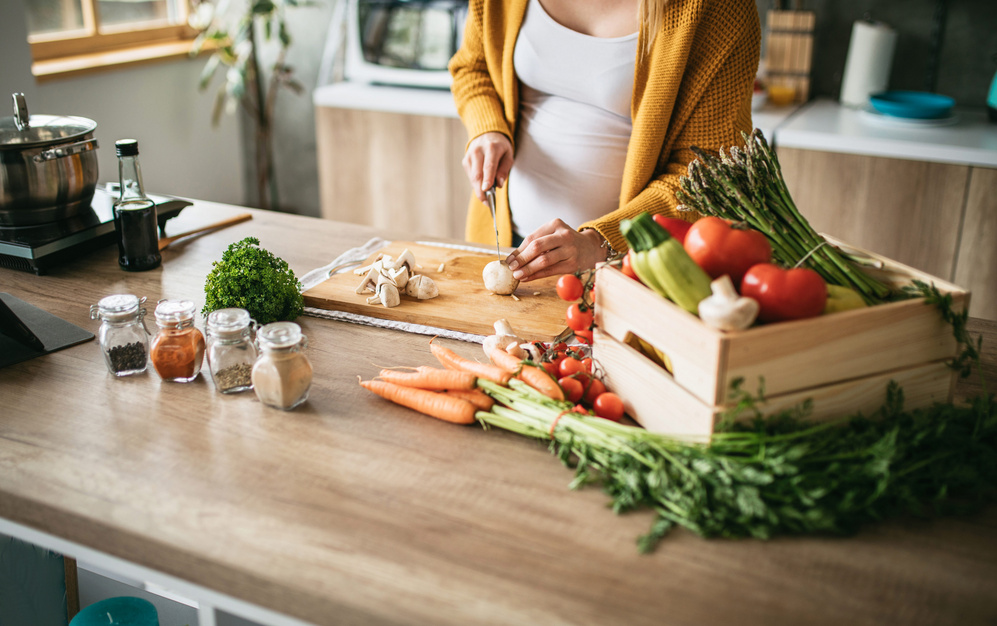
[1,0,245,206]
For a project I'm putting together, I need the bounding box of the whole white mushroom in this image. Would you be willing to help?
[483,260,519,295]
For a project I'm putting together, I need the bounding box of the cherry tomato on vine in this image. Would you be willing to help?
[556,274,584,302]
[558,377,584,403]
[558,357,586,378]
[551,342,568,353]
[583,378,607,404]
[565,303,593,332]
[574,329,593,344]
[593,392,624,422]
[542,361,558,377]
[582,357,593,373]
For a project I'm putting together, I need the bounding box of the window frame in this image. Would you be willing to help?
[28,0,201,79]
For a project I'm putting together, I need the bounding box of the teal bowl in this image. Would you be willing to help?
[869,91,955,119]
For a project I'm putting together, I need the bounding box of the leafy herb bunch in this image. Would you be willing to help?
[203,237,303,325]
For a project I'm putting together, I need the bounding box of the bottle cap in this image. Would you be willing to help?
[115,138,139,157]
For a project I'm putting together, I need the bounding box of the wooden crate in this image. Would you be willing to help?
[592,239,970,440]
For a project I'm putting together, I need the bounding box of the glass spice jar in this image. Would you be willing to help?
[150,300,205,383]
[89,294,150,377]
[251,321,313,411]
[206,308,258,394]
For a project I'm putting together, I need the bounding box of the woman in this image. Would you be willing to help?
[449,0,760,282]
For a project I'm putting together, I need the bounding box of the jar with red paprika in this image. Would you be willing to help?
[150,300,205,382]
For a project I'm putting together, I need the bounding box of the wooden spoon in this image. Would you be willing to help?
[159,213,253,250]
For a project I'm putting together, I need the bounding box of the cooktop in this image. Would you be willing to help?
[0,186,191,275]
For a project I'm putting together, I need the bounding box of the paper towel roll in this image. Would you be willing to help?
[840,20,897,108]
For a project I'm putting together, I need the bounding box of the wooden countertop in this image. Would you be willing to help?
[1,200,996,625]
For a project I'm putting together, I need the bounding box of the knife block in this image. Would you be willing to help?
[765,10,816,104]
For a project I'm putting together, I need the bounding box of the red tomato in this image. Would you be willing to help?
[542,361,558,377]
[556,274,584,302]
[574,329,593,344]
[741,263,827,323]
[652,215,693,244]
[593,392,625,422]
[582,357,593,373]
[558,357,586,378]
[551,342,568,353]
[622,250,640,281]
[565,303,593,332]
[559,377,584,403]
[683,217,771,285]
[583,378,607,404]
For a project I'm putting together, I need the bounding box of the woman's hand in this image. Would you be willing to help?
[506,220,608,282]
[463,132,514,202]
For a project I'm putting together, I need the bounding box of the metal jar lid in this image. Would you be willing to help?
[0,93,97,150]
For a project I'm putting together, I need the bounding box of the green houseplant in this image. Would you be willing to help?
[189,0,311,211]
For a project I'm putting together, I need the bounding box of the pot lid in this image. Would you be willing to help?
[0,93,97,150]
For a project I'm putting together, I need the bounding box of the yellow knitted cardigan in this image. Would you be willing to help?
[449,0,760,251]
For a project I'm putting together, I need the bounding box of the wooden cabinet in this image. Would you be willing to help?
[315,106,470,240]
[954,167,997,321]
[777,147,996,321]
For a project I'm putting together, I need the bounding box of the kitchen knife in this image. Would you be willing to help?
[485,186,501,258]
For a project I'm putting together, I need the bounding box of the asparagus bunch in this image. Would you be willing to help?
[675,130,891,303]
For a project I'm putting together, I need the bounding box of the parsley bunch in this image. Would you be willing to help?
[202,237,304,324]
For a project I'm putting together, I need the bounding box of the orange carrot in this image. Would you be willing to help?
[429,342,512,385]
[440,388,495,411]
[488,348,565,401]
[361,379,477,424]
[377,366,476,390]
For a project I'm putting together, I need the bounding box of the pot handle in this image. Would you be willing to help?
[33,138,100,163]
[12,93,29,130]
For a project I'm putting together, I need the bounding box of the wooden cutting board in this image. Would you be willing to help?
[302,241,568,340]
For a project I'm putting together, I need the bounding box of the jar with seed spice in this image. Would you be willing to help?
[206,308,257,394]
[89,294,150,376]
[150,300,205,382]
[252,321,313,410]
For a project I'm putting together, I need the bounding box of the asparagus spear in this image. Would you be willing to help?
[676,130,891,303]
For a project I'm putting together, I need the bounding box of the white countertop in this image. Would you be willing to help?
[313,84,997,168]
[313,82,800,142]
[314,82,459,118]
[776,98,997,168]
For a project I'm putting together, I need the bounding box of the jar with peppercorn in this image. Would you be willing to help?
[89,294,150,377]
[150,300,205,382]
[205,308,257,394]
[251,321,313,410]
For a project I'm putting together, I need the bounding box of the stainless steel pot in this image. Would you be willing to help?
[0,93,100,226]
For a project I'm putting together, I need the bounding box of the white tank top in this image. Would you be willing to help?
[508,0,638,236]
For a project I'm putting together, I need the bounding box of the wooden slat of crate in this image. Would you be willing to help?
[594,329,956,440]
[593,237,968,408]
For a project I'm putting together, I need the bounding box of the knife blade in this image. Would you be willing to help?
[484,186,501,259]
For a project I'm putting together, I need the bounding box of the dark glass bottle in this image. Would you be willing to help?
[113,139,161,271]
